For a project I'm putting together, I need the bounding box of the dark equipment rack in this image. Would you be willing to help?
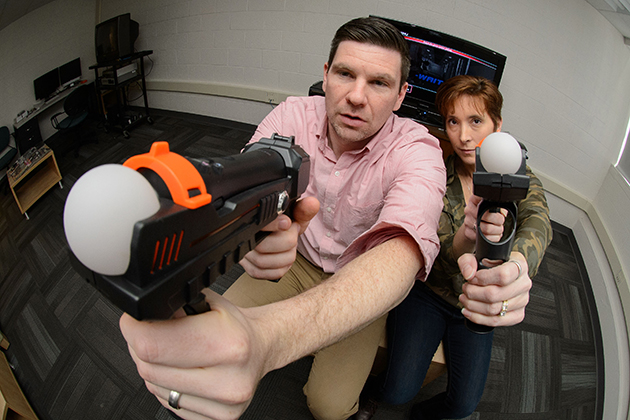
[89,50,154,138]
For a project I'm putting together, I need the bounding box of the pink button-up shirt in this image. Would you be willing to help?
[250,96,446,280]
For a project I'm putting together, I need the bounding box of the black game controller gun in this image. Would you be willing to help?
[65,134,310,320]
[466,133,529,334]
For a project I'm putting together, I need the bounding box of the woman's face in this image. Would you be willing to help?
[444,94,502,169]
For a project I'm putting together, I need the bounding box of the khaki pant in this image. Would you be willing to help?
[224,253,386,420]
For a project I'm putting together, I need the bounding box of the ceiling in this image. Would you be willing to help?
[586,0,630,41]
[0,0,55,32]
[1,0,630,42]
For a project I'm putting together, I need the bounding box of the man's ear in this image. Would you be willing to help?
[393,82,408,112]
[322,62,329,93]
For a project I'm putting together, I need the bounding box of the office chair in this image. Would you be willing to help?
[51,84,95,156]
[0,126,18,193]
[0,126,18,173]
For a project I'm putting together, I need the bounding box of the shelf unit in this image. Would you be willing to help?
[89,50,154,138]
[8,146,62,219]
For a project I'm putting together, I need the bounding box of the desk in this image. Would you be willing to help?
[7,145,62,219]
[13,83,85,154]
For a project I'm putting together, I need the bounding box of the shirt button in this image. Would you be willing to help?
[326,207,332,212]
[323,256,328,260]
[335,171,340,177]
[326,231,331,237]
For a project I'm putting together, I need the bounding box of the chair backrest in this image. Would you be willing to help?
[64,85,90,117]
[0,126,10,150]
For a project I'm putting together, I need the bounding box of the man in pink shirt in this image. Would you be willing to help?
[120,17,446,420]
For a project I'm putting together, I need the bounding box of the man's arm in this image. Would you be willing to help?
[120,233,421,420]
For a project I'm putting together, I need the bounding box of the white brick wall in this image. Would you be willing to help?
[1,1,630,417]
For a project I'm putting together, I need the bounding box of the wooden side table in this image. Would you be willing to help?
[0,334,39,420]
[7,145,63,220]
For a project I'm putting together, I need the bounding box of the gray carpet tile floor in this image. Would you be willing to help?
[0,108,602,420]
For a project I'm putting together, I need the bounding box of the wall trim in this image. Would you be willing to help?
[145,80,297,106]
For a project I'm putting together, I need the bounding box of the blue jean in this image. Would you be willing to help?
[378,281,494,420]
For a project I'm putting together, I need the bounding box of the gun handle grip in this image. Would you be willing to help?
[463,262,496,334]
[184,293,211,315]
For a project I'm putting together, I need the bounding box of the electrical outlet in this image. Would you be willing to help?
[266,91,278,104]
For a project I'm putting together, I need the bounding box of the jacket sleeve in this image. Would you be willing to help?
[512,166,553,278]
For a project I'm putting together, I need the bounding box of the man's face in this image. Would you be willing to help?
[322,40,407,156]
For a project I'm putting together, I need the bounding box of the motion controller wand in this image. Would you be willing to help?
[466,132,529,334]
[63,134,309,320]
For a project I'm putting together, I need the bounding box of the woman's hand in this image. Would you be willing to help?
[453,195,507,258]
[463,195,506,243]
[458,251,532,327]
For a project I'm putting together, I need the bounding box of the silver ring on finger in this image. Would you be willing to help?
[168,390,182,410]
[508,259,523,278]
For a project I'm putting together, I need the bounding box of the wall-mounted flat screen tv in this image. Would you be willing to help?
[95,13,139,64]
[373,16,507,127]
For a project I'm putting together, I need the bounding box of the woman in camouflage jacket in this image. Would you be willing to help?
[358,76,552,420]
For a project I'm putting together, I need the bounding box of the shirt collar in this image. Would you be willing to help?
[316,112,397,156]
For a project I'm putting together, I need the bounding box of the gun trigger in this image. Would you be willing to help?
[187,277,205,302]
[183,293,210,315]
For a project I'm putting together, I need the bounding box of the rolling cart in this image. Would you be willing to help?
[90,50,154,138]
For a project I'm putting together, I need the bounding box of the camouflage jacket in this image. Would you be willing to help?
[426,153,553,308]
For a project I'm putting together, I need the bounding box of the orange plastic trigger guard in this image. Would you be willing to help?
[123,142,212,210]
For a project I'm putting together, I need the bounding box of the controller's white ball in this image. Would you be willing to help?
[479,132,522,175]
[63,164,160,276]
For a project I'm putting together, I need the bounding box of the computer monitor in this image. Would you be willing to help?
[33,68,60,101]
[374,17,507,126]
[59,57,82,87]
[95,13,140,64]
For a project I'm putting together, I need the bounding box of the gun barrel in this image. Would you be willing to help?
[66,134,310,320]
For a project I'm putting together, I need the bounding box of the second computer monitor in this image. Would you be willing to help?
[59,57,82,87]
[33,68,60,101]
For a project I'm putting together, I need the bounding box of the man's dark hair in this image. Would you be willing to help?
[328,17,410,90]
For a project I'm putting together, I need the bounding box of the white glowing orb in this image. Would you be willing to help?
[479,132,522,175]
[63,164,160,275]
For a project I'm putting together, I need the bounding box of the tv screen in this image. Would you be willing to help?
[59,57,82,87]
[95,13,139,64]
[374,17,507,127]
[34,68,60,101]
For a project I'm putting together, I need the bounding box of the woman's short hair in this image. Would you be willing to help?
[328,17,410,90]
[435,75,503,130]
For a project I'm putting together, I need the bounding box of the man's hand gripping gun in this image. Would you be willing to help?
[467,132,529,333]
[63,134,309,320]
